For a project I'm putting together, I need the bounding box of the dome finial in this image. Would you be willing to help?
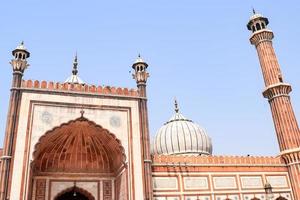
[64,52,85,84]
[72,52,78,75]
[174,98,179,113]
[252,7,256,14]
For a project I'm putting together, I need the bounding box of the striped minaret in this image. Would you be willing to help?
[247,10,300,199]
[132,55,153,200]
[0,42,30,200]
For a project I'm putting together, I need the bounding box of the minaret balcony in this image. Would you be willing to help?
[250,29,274,46]
[262,83,292,101]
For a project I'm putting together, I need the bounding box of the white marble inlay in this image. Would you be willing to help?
[213,176,236,189]
[183,176,208,190]
[240,176,263,189]
[266,175,288,188]
[153,177,178,190]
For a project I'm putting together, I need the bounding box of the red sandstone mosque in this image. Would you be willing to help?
[0,11,299,200]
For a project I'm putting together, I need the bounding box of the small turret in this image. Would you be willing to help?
[10,41,30,73]
[132,54,149,86]
[132,54,149,97]
[247,9,269,33]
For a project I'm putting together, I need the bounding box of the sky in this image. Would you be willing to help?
[0,1,300,156]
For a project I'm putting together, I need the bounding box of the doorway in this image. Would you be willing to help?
[54,187,95,200]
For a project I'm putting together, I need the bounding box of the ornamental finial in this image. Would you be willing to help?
[72,52,78,75]
[174,98,179,113]
[80,108,85,118]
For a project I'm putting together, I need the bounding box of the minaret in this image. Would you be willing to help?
[132,55,153,200]
[0,42,30,200]
[247,11,300,199]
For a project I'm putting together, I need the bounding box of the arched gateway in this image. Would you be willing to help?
[54,186,95,200]
[30,116,127,200]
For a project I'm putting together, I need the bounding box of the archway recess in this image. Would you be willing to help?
[32,116,126,175]
[54,186,95,200]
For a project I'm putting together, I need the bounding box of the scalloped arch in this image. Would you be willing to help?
[32,117,126,174]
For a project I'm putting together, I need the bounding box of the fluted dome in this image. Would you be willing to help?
[152,100,212,156]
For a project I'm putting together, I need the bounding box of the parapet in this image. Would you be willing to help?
[152,154,285,167]
[20,80,140,98]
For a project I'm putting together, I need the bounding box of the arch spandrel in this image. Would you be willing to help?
[32,116,126,174]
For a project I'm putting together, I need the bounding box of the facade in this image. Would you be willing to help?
[0,11,299,200]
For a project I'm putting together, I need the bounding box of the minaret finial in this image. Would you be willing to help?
[174,98,179,113]
[72,52,78,75]
[21,41,24,45]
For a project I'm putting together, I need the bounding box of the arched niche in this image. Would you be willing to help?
[32,116,126,175]
[29,116,128,200]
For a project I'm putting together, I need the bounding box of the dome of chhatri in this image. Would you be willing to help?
[152,100,212,156]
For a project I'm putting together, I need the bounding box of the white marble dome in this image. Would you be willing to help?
[152,101,212,156]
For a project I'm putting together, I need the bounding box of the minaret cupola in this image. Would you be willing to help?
[247,9,269,33]
[132,54,149,86]
[10,41,30,73]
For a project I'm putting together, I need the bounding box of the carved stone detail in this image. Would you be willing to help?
[35,179,46,200]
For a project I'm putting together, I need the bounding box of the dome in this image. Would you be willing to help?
[152,100,212,156]
[65,74,85,84]
[250,13,263,20]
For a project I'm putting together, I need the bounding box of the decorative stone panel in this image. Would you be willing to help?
[153,177,178,190]
[184,195,211,200]
[103,180,112,200]
[213,176,237,190]
[240,176,263,189]
[35,179,46,200]
[183,176,209,190]
[266,175,288,188]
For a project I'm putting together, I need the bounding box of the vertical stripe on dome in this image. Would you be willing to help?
[180,121,188,152]
[154,128,159,154]
[175,118,181,153]
[156,126,164,154]
[193,123,204,154]
[167,120,175,154]
[197,125,206,153]
[164,124,170,154]
[184,121,194,152]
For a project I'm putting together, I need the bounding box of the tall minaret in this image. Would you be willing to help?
[247,11,300,199]
[0,42,30,200]
[132,55,153,200]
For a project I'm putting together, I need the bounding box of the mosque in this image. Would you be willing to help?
[0,11,299,200]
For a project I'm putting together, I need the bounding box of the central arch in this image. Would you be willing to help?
[29,116,128,200]
[32,116,126,174]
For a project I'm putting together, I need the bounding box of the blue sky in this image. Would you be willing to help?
[0,1,300,156]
